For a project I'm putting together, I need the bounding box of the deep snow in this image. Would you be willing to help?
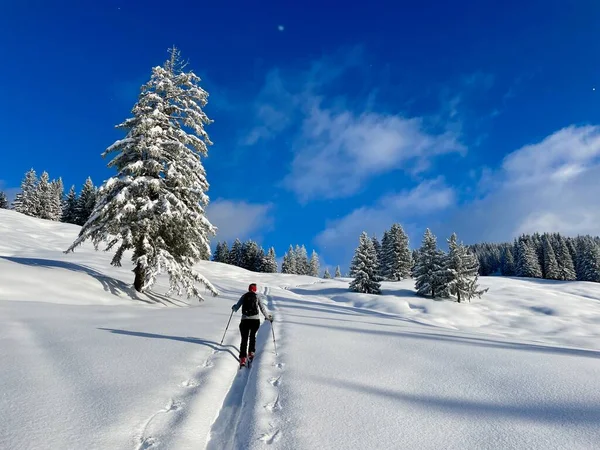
[1,208,600,449]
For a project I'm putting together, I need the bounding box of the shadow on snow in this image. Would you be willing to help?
[97,328,240,361]
[0,256,189,306]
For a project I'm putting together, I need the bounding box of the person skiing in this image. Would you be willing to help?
[232,283,273,367]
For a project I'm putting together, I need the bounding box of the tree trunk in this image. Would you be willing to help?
[457,290,461,303]
[134,262,144,292]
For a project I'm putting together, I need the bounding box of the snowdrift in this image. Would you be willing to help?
[1,209,600,450]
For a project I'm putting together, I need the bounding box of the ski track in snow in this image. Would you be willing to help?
[205,286,283,449]
[134,347,221,450]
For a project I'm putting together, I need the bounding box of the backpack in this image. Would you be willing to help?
[242,292,259,316]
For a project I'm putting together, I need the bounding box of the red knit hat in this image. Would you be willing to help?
[249,283,257,292]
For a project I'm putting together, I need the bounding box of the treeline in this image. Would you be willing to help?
[349,225,486,303]
[469,233,600,282]
[212,239,278,273]
[2,168,97,226]
[213,240,344,278]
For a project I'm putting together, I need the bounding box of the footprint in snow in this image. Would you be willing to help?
[273,362,285,370]
[268,376,281,387]
[181,379,198,388]
[165,399,183,412]
[258,429,281,444]
[265,394,282,412]
[202,359,214,368]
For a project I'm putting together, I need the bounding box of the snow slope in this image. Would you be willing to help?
[1,208,600,449]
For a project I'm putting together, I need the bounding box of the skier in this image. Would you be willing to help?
[232,283,273,367]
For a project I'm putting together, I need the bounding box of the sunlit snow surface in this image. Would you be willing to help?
[1,209,599,450]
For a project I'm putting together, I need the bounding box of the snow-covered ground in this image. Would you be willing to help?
[1,208,600,449]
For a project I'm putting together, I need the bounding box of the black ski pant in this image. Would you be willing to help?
[239,319,260,358]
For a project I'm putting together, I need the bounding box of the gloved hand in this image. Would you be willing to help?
[232,304,239,312]
[267,314,274,322]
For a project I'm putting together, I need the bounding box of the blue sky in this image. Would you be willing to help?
[1,0,600,271]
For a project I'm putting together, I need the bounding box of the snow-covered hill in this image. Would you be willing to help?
[1,208,600,449]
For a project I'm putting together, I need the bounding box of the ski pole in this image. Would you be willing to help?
[220,309,234,345]
[270,320,278,355]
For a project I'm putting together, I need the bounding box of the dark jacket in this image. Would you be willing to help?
[234,291,270,320]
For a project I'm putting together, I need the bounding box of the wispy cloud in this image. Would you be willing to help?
[206,199,274,243]
[241,47,465,203]
[315,178,455,258]
[284,105,463,202]
[442,125,600,243]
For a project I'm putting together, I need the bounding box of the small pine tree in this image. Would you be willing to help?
[281,245,297,274]
[442,233,488,303]
[349,232,381,294]
[556,236,576,281]
[13,168,38,216]
[62,185,78,224]
[384,223,413,281]
[379,230,391,279]
[335,265,342,278]
[295,245,309,275]
[309,250,320,277]
[577,237,600,282]
[75,177,97,226]
[212,241,230,263]
[323,268,331,279]
[229,239,244,266]
[542,235,560,280]
[241,240,261,271]
[516,238,543,278]
[371,236,383,277]
[49,177,64,221]
[263,247,278,273]
[501,246,516,276]
[34,171,53,219]
[413,228,447,298]
[65,47,217,299]
[0,191,8,209]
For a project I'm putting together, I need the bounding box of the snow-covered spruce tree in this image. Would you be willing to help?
[379,230,391,279]
[555,236,576,281]
[212,241,229,263]
[501,246,516,276]
[516,237,542,278]
[577,237,600,282]
[542,234,560,280]
[0,191,8,209]
[61,185,78,224]
[49,177,64,221]
[384,223,413,281]
[241,240,261,271]
[263,247,278,273]
[75,177,97,226]
[442,233,487,303]
[13,168,38,215]
[229,238,244,267]
[371,236,383,278]
[413,228,447,298]
[65,47,217,299]
[295,245,309,275]
[349,232,381,294]
[281,245,296,274]
[323,268,331,279]
[335,265,342,278]
[309,250,320,277]
[34,171,52,219]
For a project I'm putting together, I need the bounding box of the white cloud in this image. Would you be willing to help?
[206,199,273,243]
[315,178,455,254]
[284,105,463,201]
[240,47,464,203]
[442,125,600,243]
